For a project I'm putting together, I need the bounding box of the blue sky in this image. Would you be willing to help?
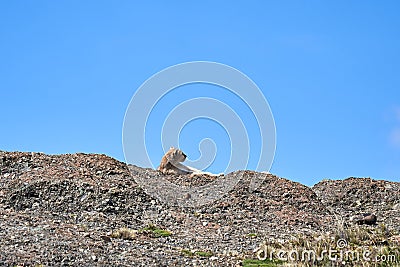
[1,1,399,185]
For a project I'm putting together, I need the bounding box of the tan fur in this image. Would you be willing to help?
[157,147,191,175]
[157,147,223,177]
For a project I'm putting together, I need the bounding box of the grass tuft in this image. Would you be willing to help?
[181,249,213,258]
[181,249,195,257]
[254,221,400,267]
[242,258,281,267]
[141,224,172,238]
[195,251,213,257]
[110,227,137,240]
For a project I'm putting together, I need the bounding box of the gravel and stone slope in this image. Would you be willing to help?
[0,151,398,266]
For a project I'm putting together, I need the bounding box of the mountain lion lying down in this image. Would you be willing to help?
[157,147,222,177]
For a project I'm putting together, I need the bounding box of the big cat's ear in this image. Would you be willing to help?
[170,146,174,150]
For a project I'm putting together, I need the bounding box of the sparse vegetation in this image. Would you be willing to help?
[180,249,213,258]
[194,251,213,257]
[256,222,400,267]
[110,227,137,240]
[140,224,172,238]
[181,249,195,257]
[242,258,281,267]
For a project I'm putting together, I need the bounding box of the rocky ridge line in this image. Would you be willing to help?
[0,151,398,266]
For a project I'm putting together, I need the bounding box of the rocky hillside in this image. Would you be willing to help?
[0,151,399,266]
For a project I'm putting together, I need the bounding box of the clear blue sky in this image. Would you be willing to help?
[1,1,399,185]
